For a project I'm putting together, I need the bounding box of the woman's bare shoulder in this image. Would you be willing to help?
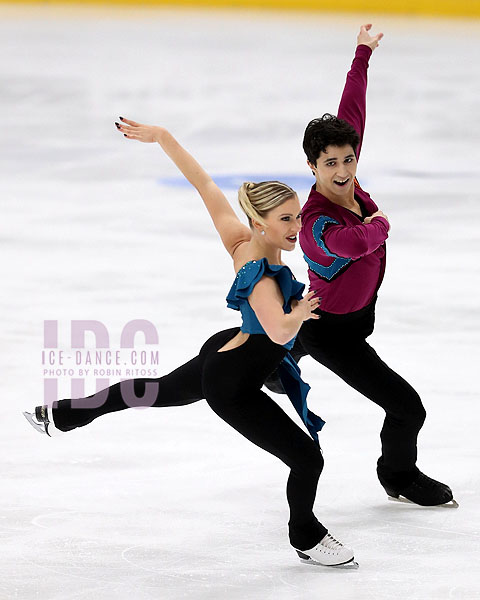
[232,242,258,273]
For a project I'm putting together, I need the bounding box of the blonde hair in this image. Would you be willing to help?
[238,181,296,228]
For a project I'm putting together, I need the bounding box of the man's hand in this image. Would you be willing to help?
[357,24,384,51]
[365,210,389,225]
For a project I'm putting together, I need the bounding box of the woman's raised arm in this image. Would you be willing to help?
[116,117,252,257]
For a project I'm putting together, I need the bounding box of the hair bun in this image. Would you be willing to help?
[238,180,296,229]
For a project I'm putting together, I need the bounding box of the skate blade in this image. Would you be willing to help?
[23,411,47,435]
[298,554,359,569]
[388,495,459,508]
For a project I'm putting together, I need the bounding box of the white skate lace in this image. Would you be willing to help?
[320,534,345,553]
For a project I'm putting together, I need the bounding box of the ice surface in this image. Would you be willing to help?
[1,5,480,599]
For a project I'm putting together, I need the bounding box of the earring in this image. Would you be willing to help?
[261,230,265,236]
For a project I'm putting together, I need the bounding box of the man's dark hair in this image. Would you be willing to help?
[303,113,360,166]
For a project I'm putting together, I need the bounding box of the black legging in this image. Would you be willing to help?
[52,328,327,551]
[285,300,427,489]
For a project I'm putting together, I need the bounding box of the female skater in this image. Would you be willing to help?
[25,120,356,567]
[266,24,456,507]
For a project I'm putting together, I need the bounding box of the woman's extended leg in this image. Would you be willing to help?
[37,328,241,433]
[52,355,204,432]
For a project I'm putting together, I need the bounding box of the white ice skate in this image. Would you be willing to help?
[23,405,61,437]
[296,533,358,568]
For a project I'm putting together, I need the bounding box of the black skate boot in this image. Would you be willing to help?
[379,469,458,508]
[23,405,58,437]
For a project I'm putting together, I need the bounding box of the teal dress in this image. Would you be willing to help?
[226,258,325,444]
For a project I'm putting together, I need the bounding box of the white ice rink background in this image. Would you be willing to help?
[2,4,480,599]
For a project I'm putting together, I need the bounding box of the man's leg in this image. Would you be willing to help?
[263,336,308,395]
[299,323,426,487]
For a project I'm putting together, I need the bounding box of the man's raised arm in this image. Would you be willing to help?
[337,24,383,160]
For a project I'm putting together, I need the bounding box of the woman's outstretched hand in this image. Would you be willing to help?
[295,291,321,322]
[357,24,384,51]
[115,117,165,143]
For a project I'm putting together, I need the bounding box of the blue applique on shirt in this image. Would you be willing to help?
[303,215,351,281]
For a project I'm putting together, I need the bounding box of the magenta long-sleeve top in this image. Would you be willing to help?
[299,44,389,314]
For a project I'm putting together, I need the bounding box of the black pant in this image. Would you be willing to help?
[52,328,327,550]
[289,300,426,489]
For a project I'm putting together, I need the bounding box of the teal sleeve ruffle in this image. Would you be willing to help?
[226,258,305,312]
